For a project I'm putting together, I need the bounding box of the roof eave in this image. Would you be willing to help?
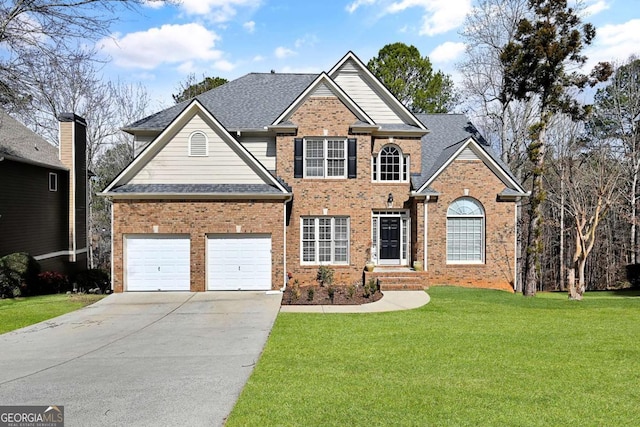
[99,192,292,200]
[0,153,68,171]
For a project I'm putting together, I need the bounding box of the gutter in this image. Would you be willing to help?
[98,192,293,200]
[266,194,293,294]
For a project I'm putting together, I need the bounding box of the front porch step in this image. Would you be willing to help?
[364,269,429,291]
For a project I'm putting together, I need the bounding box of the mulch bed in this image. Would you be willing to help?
[281,284,383,305]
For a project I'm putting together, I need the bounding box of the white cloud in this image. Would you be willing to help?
[253,55,265,62]
[275,46,296,59]
[582,0,610,17]
[346,0,376,13]
[346,0,472,36]
[585,19,640,69]
[430,41,466,63]
[176,61,196,74]
[243,20,256,33]
[99,23,222,70]
[214,59,236,72]
[180,0,261,22]
[294,34,318,48]
[142,0,165,9]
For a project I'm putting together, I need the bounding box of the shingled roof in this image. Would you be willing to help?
[0,111,64,169]
[125,73,318,132]
[413,114,518,191]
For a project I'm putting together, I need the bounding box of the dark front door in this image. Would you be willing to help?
[380,217,400,260]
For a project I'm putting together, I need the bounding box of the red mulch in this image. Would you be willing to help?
[281,284,383,305]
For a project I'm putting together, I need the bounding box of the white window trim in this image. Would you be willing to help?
[188,130,209,157]
[372,144,410,183]
[303,137,347,179]
[446,198,485,264]
[48,172,58,192]
[300,216,350,265]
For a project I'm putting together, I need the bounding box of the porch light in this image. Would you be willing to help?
[387,193,394,208]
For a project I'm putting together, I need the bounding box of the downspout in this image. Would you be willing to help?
[424,195,429,270]
[267,194,292,294]
[514,201,518,291]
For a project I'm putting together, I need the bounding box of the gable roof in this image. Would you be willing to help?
[124,73,318,133]
[0,111,65,169]
[413,114,526,195]
[328,51,427,131]
[104,100,290,197]
[272,72,374,126]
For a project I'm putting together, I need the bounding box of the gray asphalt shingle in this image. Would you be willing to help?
[125,73,318,131]
[0,111,64,169]
[109,183,283,194]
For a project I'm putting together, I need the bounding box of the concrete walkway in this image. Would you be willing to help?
[279,290,430,313]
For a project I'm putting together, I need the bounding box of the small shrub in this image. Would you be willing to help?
[316,265,334,287]
[75,269,110,293]
[347,282,358,299]
[363,278,378,298]
[37,271,70,295]
[327,285,336,303]
[307,287,315,301]
[0,252,40,297]
[291,280,301,301]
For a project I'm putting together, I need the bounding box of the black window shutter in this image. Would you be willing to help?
[294,138,303,178]
[347,138,357,178]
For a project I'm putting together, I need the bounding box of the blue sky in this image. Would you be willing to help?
[98,0,640,108]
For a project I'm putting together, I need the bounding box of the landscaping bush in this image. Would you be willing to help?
[626,264,640,289]
[74,269,110,293]
[37,271,70,295]
[0,252,41,297]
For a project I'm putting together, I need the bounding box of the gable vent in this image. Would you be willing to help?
[189,131,208,156]
[457,147,480,161]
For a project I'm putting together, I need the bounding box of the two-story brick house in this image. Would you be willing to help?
[102,52,527,293]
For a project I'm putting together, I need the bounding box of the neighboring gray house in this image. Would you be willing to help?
[0,111,88,275]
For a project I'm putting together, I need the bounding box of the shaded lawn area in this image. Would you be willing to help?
[227,287,640,426]
[0,294,105,334]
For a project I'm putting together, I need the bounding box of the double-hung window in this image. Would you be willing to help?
[301,217,349,264]
[372,144,409,182]
[304,138,346,178]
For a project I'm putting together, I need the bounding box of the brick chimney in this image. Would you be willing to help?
[58,113,87,267]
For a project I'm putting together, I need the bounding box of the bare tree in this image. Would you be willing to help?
[591,57,640,264]
[561,138,621,299]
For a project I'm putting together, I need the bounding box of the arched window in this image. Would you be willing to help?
[188,131,208,156]
[372,144,408,182]
[446,197,484,263]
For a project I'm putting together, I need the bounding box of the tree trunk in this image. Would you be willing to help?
[523,124,547,296]
[631,163,638,264]
[559,171,565,291]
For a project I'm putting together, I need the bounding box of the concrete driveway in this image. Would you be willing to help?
[0,291,282,426]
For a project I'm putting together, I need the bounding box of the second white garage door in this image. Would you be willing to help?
[207,235,272,290]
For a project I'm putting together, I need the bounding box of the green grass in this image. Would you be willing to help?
[227,287,640,426]
[0,294,105,334]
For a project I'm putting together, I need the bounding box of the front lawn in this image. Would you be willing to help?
[0,294,105,334]
[227,287,640,426]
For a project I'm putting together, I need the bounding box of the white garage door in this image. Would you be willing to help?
[126,236,190,291]
[207,235,272,290]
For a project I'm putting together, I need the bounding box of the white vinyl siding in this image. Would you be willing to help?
[133,134,157,156]
[447,198,485,263]
[129,112,264,185]
[301,217,350,265]
[311,82,336,97]
[457,147,481,161]
[240,137,276,171]
[333,59,404,124]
